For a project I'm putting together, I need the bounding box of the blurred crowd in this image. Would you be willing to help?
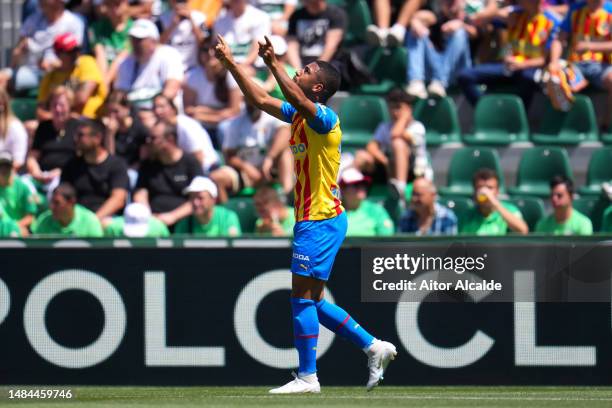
[0,0,610,238]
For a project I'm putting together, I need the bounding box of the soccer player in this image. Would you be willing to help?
[215,35,397,394]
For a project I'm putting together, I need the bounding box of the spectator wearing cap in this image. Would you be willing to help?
[37,33,108,121]
[174,176,242,236]
[213,0,271,69]
[0,152,37,236]
[0,90,28,171]
[61,119,129,222]
[31,183,104,237]
[253,185,294,236]
[133,121,204,226]
[353,88,431,200]
[399,177,457,235]
[210,100,292,202]
[1,0,84,92]
[104,202,170,237]
[257,35,298,101]
[152,94,220,173]
[0,202,21,237]
[115,19,184,106]
[286,0,346,69]
[160,0,207,71]
[460,168,528,235]
[183,38,243,140]
[339,168,395,237]
[251,0,297,36]
[89,0,134,88]
[536,176,593,235]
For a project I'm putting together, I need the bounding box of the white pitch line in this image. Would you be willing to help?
[216,394,612,402]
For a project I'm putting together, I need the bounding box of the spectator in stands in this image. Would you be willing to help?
[536,176,593,235]
[89,0,133,88]
[0,203,21,237]
[405,0,476,98]
[27,87,80,189]
[37,33,108,121]
[286,0,346,68]
[210,101,292,202]
[183,39,243,141]
[0,152,37,236]
[174,176,242,235]
[31,183,104,237]
[252,0,297,36]
[457,0,559,107]
[152,94,220,173]
[339,168,395,237]
[104,202,170,237]
[259,36,298,101]
[460,168,528,235]
[399,177,457,235]
[213,0,271,69]
[115,19,184,107]
[1,0,84,92]
[160,0,207,71]
[133,121,204,226]
[352,88,431,200]
[549,0,612,130]
[254,185,295,236]
[544,0,571,17]
[0,90,28,171]
[366,0,423,47]
[61,119,129,222]
[189,0,223,28]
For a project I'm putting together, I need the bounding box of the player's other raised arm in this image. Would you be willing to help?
[214,35,285,121]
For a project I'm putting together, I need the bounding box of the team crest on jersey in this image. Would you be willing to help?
[290,143,307,157]
[331,185,340,199]
[597,21,610,36]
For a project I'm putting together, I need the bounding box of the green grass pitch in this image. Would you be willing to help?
[2,386,612,407]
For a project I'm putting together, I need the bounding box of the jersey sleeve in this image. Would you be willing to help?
[306,104,338,134]
[280,101,297,123]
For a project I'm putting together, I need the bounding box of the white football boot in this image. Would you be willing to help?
[269,372,321,394]
[365,339,397,391]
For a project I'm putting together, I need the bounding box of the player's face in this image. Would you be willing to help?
[293,62,324,99]
[551,183,572,210]
[191,191,215,214]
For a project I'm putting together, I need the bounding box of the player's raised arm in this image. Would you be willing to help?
[258,36,318,121]
[214,35,285,121]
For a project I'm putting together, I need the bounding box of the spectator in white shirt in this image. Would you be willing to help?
[0,91,28,171]
[250,0,297,36]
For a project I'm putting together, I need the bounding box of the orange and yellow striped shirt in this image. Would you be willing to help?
[561,1,612,63]
[507,8,559,61]
[281,102,344,222]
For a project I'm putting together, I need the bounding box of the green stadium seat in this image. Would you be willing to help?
[572,196,609,232]
[413,97,461,146]
[223,197,258,233]
[11,98,37,122]
[508,147,573,198]
[438,196,474,228]
[343,0,373,46]
[439,147,504,197]
[601,205,612,232]
[356,47,408,95]
[503,196,546,232]
[463,94,529,145]
[531,95,598,145]
[578,147,612,197]
[366,193,401,225]
[602,131,612,145]
[339,95,389,147]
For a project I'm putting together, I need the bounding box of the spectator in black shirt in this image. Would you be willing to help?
[61,119,129,222]
[287,0,346,68]
[27,86,79,188]
[133,121,203,226]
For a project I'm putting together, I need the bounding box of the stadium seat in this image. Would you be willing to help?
[601,205,612,232]
[531,95,598,145]
[339,95,389,147]
[438,147,504,197]
[463,94,529,145]
[343,0,372,46]
[366,193,402,225]
[578,147,612,197]
[508,147,573,198]
[602,131,612,145]
[438,196,474,227]
[356,47,408,95]
[503,196,546,232]
[11,98,37,122]
[223,198,258,233]
[413,97,462,146]
[572,196,609,232]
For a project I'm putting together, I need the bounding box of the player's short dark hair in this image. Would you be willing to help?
[472,168,499,186]
[386,88,415,106]
[77,118,106,139]
[315,60,341,104]
[53,183,77,202]
[550,175,574,196]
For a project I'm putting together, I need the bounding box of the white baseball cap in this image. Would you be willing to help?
[183,176,218,198]
[339,168,370,186]
[123,203,151,237]
[129,19,160,40]
[269,35,288,56]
